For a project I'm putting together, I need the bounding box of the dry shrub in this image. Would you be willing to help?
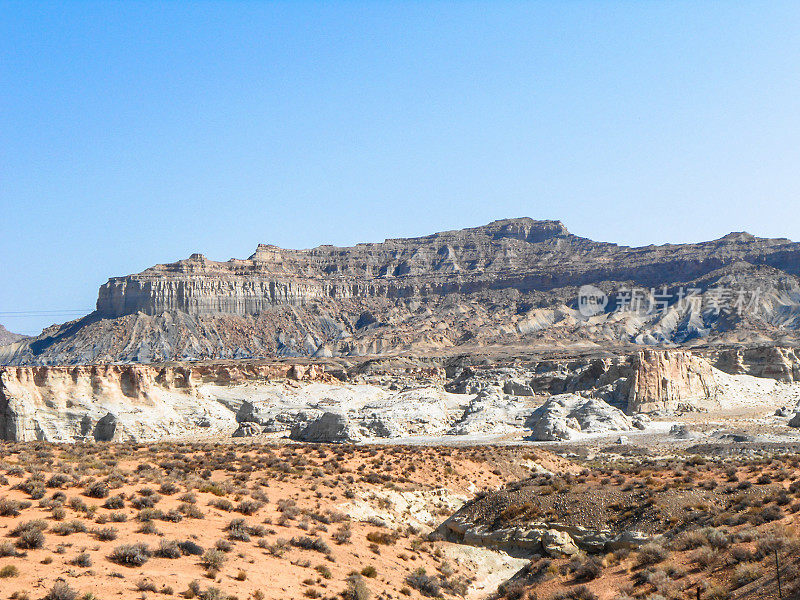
[109,543,151,566]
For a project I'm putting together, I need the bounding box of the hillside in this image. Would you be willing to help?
[4,218,800,365]
[0,324,26,347]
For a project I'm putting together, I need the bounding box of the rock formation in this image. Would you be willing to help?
[0,324,26,347]
[2,343,800,442]
[0,362,331,442]
[440,504,653,556]
[5,218,800,364]
[91,219,800,319]
[93,412,118,442]
[289,411,359,443]
[445,349,731,414]
[714,346,800,382]
[627,350,719,413]
[446,387,531,436]
[524,394,633,441]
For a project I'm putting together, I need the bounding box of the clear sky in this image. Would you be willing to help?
[3,1,800,335]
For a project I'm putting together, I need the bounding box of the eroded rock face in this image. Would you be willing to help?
[524,394,633,441]
[290,411,359,443]
[715,347,800,382]
[0,363,331,442]
[628,350,719,413]
[7,218,800,365]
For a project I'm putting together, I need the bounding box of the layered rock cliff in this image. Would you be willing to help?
[627,350,719,413]
[2,346,797,442]
[0,362,330,442]
[5,218,800,365]
[93,219,594,317]
[93,219,800,319]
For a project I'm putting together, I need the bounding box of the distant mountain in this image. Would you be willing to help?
[0,324,26,347]
[3,217,800,365]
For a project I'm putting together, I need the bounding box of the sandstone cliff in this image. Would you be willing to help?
[0,362,329,442]
[627,350,719,413]
[5,218,800,365]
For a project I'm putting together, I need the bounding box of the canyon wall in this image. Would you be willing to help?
[6,218,800,364]
[94,218,800,319]
[713,346,800,382]
[627,350,719,413]
[0,363,329,442]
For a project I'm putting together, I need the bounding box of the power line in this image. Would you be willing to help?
[0,310,93,316]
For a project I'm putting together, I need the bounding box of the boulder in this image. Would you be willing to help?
[561,527,613,553]
[290,411,360,443]
[232,422,262,437]
[669,424,699,439]
[715,432,754,443]
[359,415,403,438]
[542,529,579,557]
[503,379,534,396]
[525,394,632,441]
[445,378,490,395]
[262,413,307,433]
[236,400,268,425]
[356,387,453,438]
[789,412,800,428]
[447,387,526,436]
[607,530,651,551]
[514,529,545,551]
[93,413,117,442]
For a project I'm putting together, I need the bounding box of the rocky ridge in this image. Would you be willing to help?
[3,346,800,443]
[0,324,26,347]
[4,218,800,364]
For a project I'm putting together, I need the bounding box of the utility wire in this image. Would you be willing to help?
[0,310,93,317]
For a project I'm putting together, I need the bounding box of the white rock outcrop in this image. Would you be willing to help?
[447,388,529,436]
[525,394,633,441]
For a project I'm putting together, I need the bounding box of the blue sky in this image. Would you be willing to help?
[3,1,800,335]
